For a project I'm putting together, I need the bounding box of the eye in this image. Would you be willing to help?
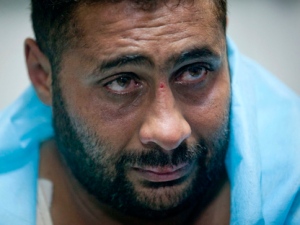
[104,74,141,94]
[175,64,209,84]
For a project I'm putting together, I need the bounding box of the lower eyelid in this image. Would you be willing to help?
[175,72,209,84]
[105,80,143,94]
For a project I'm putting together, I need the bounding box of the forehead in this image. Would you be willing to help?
[65,0,225,66]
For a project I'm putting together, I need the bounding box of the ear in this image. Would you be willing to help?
[25,38,52,106]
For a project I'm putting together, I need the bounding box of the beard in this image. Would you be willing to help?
[52,81,230,219]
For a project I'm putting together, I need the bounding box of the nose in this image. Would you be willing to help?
[139,85,191,151]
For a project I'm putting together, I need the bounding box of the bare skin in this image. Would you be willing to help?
[26,0,231,224]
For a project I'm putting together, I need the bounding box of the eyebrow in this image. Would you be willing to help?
[170,47,221,69]
[92,46,220,77]
[98,54,154,73]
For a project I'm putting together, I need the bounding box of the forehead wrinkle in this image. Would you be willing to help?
[74,0,218,38]
[87,17,219,51]
[67,0,223,52]
[65,0,225,70]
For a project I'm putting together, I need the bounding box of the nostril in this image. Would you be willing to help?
[139,122,192,151]
[159,138,186,151]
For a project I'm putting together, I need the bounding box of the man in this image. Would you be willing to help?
[0,0,299,224]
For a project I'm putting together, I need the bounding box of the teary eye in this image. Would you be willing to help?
[176,64,209,84]
[105,74,141,94]
[116,77,131,87]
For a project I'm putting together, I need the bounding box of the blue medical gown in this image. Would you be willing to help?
[0,39,299,224]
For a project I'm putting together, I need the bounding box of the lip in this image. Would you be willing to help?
[132,163,193,183]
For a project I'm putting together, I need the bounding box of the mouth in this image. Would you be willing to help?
[132,163,194,183]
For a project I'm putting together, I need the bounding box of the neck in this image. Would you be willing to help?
[39,139,230,225]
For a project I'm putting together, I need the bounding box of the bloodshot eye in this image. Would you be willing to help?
[176,64,209,84]
[105,74,141,94]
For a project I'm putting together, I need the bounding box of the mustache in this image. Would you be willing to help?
[116,141,209,169]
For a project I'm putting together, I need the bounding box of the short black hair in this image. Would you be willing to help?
[31,0,227,73]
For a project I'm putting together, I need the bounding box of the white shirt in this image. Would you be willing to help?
[36,179,54,225]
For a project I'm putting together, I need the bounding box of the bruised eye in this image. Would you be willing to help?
[175,64,209,84]
[105,75,141,94]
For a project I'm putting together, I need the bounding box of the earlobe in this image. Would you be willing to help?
[25,38,53,106]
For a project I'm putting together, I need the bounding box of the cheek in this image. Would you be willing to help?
[185,77,230,138]
[63,83,146,149]
[186,105,227,139]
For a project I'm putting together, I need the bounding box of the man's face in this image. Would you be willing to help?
[52,0,230,219]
